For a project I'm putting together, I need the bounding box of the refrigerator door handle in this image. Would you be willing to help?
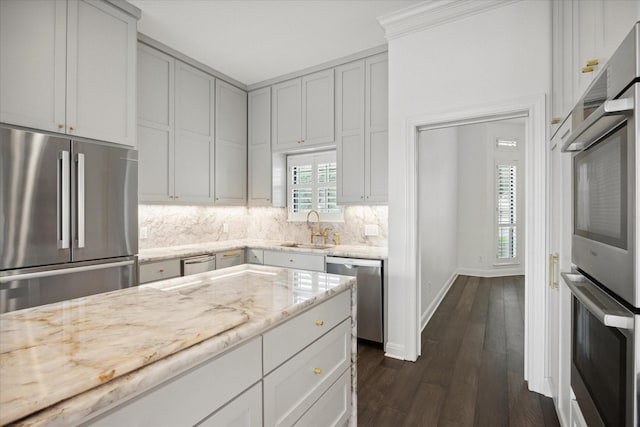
[77,152,85,248]
[0,260,135,283]
[59,150,70,249]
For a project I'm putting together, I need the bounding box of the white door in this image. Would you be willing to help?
[0,0,66,133]
[301,69,334,146]
[272,79,302,150]
[66,0,137,146]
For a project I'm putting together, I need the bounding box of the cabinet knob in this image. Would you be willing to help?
[169,195,174,199]
[301,139,305,143]
[57,124,64,129]
[313,368,322,375]
[551,117,561,124]
[289,259,294,262]
[297,140,302,144]
[266,198,270,202]
[360,196,364,199]
[585,58,599,67]
[159,269,164,273]
[69,126,75,131]
[216,197,220,201]
[315,320,324,326]
[581,66,594,74]
[175,195,179,199]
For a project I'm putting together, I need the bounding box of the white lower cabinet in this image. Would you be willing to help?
[138,258,181,284]
[263,319,351,427]
[85,337,262,426]
[262,250,325,272]
[198,382,262,427]
[247,248,264,264]
[294,369,351,427]
[216,249,246,269]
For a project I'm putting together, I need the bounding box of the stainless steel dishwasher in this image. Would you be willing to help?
[181,254,216,276]
[326,256,383,343]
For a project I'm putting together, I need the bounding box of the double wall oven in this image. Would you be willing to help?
[562,22,639,426]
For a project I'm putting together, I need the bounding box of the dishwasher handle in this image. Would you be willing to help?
[182,255,216,265]
[325,256,382,268]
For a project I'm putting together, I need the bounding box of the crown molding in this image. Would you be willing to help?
[378,0,517,41]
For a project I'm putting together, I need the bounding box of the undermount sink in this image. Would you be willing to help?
[280,243,332,250]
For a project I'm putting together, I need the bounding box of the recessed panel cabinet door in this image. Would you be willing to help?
[272,79,302,150]
[174,62,215,203]
[302,69,334,146]
[336,61,365,203]
[66,0,137,146]
[0,0,66,133]
[248,87,272,206]
[137,45,175,202]
[365,54,389,203]
[215,80,247,205]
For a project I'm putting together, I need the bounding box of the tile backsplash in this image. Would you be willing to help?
[138,205,388,250]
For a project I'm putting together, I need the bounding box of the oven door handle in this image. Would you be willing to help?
[562,97,634,152]
[562,272,634,330]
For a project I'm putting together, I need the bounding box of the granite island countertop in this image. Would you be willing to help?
[0,264,356,426]
[138,238,388,263]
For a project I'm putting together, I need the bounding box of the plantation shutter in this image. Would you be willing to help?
[496,164,517,259]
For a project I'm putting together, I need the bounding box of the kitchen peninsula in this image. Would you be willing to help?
[0,265,356,426]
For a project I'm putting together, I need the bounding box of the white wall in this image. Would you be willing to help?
[386,0,550,363]
[457,120,525,276]
[418,127,458,329]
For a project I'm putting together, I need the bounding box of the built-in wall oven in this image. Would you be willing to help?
[562,21,639,427]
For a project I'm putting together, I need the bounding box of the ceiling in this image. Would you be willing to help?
[130,0,422,86]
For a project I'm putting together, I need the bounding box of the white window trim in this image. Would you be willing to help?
[287,151,344,222]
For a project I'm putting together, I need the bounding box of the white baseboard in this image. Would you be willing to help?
[456,267,524,278]
[384,342,405,360]
[420,272,458,332]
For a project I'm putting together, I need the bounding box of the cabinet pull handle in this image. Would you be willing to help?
[315,320,324,326]
[159,269,165,273]
[313,368,322,375]
[585,58,599,67]
[551,117,561,124]
[549,253,559,289]
[223,252,241,257]
[581,66,594,73]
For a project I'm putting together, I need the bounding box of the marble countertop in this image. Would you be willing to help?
[0,264,355,426]
[138,238,388,263]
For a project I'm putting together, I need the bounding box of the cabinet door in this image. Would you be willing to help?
[66,0,137,146]
[0,0,66,133]
[215,80,247,205]
[199,382,262,427]
[248,87,272,205]
[550,0,574,132]
[302,69,334,146]
[335,61,365,204]
[272,78,302,150]
[137,44,175,202]
[174,62,215,203]
[365,54,389,203]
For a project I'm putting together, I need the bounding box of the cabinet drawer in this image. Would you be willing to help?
[294,369,351,427]
[216,249,245,270]
[87,338,262,427]
[139,259,181,284]
[247,248,264,264]
[199,382,262,427]
[263,291,350,373]
[264,319,351,427]
[263,250,325,272]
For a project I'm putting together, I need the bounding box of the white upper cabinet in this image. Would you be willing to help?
[0,0,137,146]
[551,0,639,130]
[336,53,388,204]
[215,80,247,205]
[365,54,389,203]
[174,62,215,203]
[137,44,175,202]
[248,87,273,206]
[272,69,334,151]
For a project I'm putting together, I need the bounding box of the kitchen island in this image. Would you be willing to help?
[0,265,357,426]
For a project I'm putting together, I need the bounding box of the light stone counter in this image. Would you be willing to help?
[0,265,356,426]
[138,238,388,263]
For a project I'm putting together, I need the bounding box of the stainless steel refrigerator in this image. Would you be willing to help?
[0,125,138,313]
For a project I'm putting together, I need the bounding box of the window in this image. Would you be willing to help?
[496,163,518,261]
[287,151,342,221]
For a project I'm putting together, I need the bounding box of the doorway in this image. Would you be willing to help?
[417,117,526,330]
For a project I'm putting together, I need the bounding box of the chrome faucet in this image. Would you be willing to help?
[306,210,332,244]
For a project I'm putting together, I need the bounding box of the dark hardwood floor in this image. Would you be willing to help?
[357,275,560,427]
